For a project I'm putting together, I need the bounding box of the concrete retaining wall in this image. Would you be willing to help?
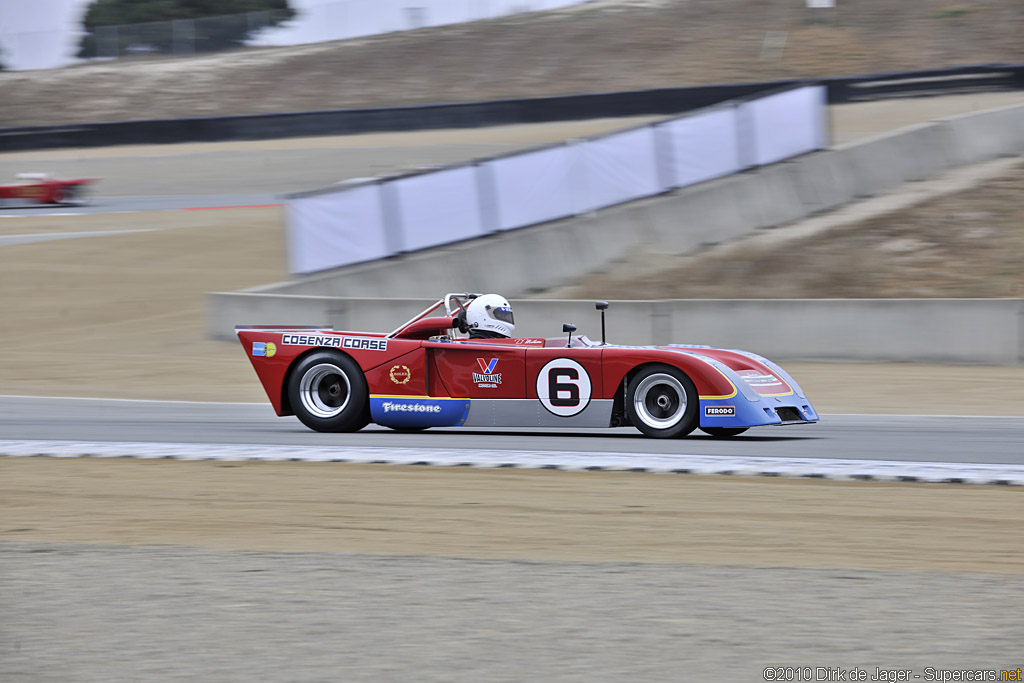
[207,295,1024,365]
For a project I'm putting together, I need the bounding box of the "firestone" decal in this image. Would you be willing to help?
[281,334,388,351]
[382,402,441,414]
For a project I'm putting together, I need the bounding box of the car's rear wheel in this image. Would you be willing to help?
[287,351,370,432]
[625,364,698,439]
[701,427,749,438]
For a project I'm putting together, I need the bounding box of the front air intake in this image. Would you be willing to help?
[776,407,803,423]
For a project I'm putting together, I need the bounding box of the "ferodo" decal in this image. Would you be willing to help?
[536,358,592,417]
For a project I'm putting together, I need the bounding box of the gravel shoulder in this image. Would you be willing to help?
[3,541,1020,683]
[2,455,1021,680]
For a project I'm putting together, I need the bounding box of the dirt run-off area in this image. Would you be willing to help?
[1,0,1023,126]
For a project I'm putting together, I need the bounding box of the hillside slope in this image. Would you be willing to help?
[1,0,1023,126]
[542,160,1024,299]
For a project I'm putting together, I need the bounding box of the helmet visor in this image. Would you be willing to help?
[491,306,514,325]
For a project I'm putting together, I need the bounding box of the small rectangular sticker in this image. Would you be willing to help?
[705,405,736,417]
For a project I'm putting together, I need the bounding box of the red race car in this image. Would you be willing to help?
[237,293,818,439]
[0,173,96,207]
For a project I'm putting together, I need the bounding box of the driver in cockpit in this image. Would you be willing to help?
[464,294,515,339]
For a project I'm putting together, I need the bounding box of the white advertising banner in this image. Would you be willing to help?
[659,107,744,188]
[287,183,390,274]
[487,145,576,231]
[283,84,830,275]
[738,85,828,167]
[573,126,663,213]
[392,165,485,252]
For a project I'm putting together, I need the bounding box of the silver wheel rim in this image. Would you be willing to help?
[299,363,351,419]
[633,373,687,429]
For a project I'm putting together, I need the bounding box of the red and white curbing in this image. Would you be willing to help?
[0,440,1021,485]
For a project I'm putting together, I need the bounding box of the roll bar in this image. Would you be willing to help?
[387,293,481,338]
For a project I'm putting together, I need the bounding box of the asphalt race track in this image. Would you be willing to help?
[3,397,1022,483]
[0,193,282,217]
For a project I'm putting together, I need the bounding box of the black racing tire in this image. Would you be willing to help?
[287,351,370,433]
[700,427,749,438]
[625,364,699,439]
[59,185,81,205]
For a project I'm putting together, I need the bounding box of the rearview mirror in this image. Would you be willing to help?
[562,323,577,348]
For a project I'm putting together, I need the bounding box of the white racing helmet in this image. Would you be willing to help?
[465,294,515,338]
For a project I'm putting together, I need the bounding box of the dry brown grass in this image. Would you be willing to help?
[1,0,1023,126]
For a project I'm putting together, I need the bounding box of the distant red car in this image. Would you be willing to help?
[237,293,818,439]
[0,173,96,207]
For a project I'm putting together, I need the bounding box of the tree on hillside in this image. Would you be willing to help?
[77,0,296,58]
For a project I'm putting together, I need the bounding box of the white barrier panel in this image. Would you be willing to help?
[287,184,390,274]
[659,106,744,188]
[738,85,828,166]
[573,126,664,213]
[392,165,485,252]
[284,85,828,274]
[487,145,576,231]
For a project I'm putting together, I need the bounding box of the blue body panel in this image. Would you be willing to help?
[699,395,819,428]
[370,396,471,428]
[665,347,819,429]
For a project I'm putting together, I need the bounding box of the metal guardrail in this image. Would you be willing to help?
[825,64,1024,102]
[1,64,1021,152]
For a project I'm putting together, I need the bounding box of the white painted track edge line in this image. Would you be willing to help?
[1,440,1020,486]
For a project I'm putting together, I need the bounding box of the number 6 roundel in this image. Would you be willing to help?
[536,358,592,417]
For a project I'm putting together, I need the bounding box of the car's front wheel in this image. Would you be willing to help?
[625,364,698,438]
[287,351,370,432]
